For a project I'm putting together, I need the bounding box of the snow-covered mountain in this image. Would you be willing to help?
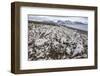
[28,15,88,31]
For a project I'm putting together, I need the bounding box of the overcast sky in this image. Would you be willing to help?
[28,15,88,24]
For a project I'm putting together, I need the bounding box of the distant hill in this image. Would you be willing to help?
[29,19,88,31]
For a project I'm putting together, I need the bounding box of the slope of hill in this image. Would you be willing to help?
[28,22,88,61]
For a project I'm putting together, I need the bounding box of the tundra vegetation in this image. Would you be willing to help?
[28,22,88,61]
